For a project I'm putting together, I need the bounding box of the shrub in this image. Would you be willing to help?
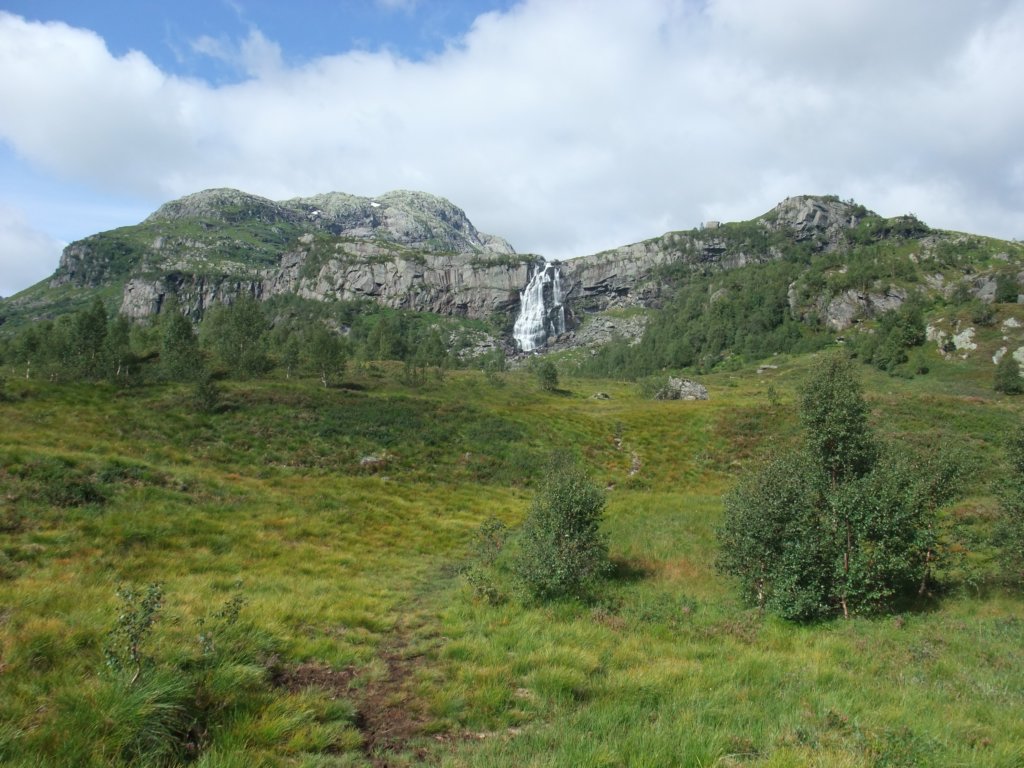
[969,300,997,327]
[104,583,164,684]
[535,360,559,391]
[857,302,926,374]
[192,370,222,413]
[160,303,202,382]
[201,295,271,378]
[306,326,347,387]
[95,584,269,764]
[514,462,610,600]
[995,272,1020,304]
[798,355,876,484]
[997,425,1024,581]
[463,517,509,605]
[994,353,1023,395]
[18,457,106,508]
[718,355,957,620]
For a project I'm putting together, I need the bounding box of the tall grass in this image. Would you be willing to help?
[0,355,1022,765]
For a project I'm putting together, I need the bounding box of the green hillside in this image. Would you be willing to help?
[1,344,1022,766]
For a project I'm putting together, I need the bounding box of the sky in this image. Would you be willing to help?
[1,0,1023,298]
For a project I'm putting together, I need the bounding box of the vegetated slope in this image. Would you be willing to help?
[572,196,1024,376]
[0,349,1022,766]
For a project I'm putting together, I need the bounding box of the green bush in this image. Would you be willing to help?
[969,300,997,327]
[95,584,272,764]
[463,517,509,605]
[994,353,1023,395]
[160,303,202,382]
[192,370,222,413]
[718,355,958,620]
[997,425,1024,581]
[856,301,926,374]
[200,295,271,378]
[514,462,610,600]
[535,359,559,391]
[104,583,164,684]
[995,272,1020,304]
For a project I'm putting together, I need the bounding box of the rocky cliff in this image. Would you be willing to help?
[51,192,883,326]
[5,191,1020,347]
[39,188,527,323]
[557,195,873,317]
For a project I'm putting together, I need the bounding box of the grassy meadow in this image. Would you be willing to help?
[1,352,1022,767]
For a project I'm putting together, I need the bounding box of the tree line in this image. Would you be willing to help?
[0,294,470,387]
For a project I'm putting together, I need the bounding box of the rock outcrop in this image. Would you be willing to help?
[557,195,874,316]
[266,244,531,317]
[94,188,526,321]
[654,377,709,401]
[789,285,909,331]
[761,195,869,249]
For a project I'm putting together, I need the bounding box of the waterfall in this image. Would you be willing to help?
[513,261,566,352]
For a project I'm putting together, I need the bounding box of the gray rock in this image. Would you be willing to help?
[760,195,867,249]
[655,377,709,401]
[952,327,977,352]
[794,286,909,331]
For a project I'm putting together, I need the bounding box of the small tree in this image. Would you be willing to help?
[995,273,1020,304]
[104,313,137,382]
[481,348,506,380]
[280,334,301,380]
[160,301,201,382]
[994,353,1023,395]
[65,298,109,379]
[718,354,956,620]
[306,326,346,387]
[104,583,164,685]
[202,295,270,378]
[799,355,877,485]
[535,360,559,391]
[997,425,1024,581]
[192,370,221,414]
[365,314,407,361]
[514,462,610,600]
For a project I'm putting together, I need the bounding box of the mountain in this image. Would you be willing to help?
[1,191,1021,353]
[2,188,526,329]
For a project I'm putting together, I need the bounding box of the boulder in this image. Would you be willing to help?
[655,377,708,401]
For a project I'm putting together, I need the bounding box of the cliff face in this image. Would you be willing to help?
[557,195,871,316]
[62,191,881,327]
[40,188,524,322]
[266,242,529,316]
[10,190,1017,344]
[119,245,534,321]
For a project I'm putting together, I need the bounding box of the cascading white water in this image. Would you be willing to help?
[513,261,566,352]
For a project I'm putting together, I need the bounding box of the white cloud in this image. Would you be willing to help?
[0,0,1022,297]
[192,27,283,78]
[0,204,65,297]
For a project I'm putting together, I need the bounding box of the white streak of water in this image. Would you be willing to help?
[513,261,566,352]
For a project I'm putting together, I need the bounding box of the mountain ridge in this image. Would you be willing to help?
[1,190,1021,352]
